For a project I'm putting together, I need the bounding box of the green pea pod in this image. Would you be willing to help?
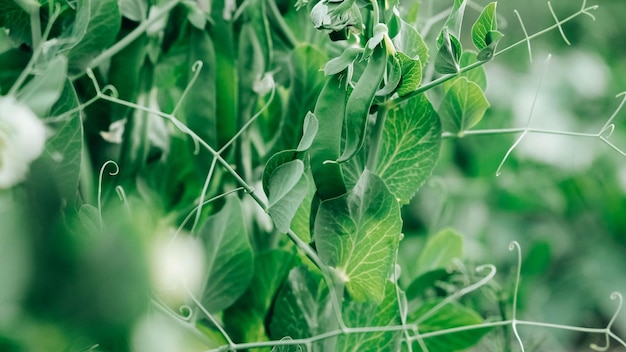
[336,44,387,163]
[310,74,348,200]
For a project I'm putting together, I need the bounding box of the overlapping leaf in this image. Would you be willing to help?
[438,77,490,134]
[314,170,402,303]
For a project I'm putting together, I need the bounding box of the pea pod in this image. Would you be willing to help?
[310,74,348,200]
[336,44,387,163]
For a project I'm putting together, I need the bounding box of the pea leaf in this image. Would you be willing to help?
[0,0,32,45]
[315,170,402,303]
[198,196,253,313]
[267,160,309,233]
[65,0,121,75]
[41,82,83,204]
[393,19,429,66]
[415,228,463,276]
[410,299,490,352]
[118,0,147,21]
[437,0,467,45]
[471,2,498,51]
[337,282,402,351]
[376,93,441,205]
[396,52,422,98]
[438,76,490,134]
[16,55,67,117]
[226,250,297,345]
[434,29,462,74]
[442,51,487,91]
[269,266,332,349]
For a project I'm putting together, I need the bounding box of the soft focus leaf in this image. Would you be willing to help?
[16,56,67,116]
[199,196,253,312]
[438,76,489,134]
[415,228,463,276]
[267,160,309,233]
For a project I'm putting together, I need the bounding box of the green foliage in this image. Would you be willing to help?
[1,0,624,351]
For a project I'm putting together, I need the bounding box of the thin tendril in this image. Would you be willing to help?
[590,292,623,351]
[514,9,533,63]
[509,241,524,352]
[97,160,120,231]
[496,55,551,176]
[183,280,236,347]
[172,60,204,116]
[191,158,218,234]
[547,2,571,45]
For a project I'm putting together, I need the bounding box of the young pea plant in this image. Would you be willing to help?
[2,0,626,351]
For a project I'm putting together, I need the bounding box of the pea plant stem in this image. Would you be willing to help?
[366,105,389,172]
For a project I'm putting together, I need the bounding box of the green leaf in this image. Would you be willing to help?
[437,0,467,44]
[434,29,462,74]
[41,82,83,204]
[65,0,121,74]
[315,170,402,303]
[16,55,67,117]
[471,2,498,51]
[78,204,101,234]
[118,0,147,21]
[337,282,402,352]
[269,266,331,348]
[297,111,319,152]
[477,30,504,62]
[324,47,363,76]
[393,20,428,67]
[198,196,253,312]
[396,52,422,97]
[375,54,402,97]
[267,160,309,233]
[376,94,441,205]
[415,228,463,277]
[0,0,31,45]
[411,299,490,352]
[459,51,487,91]
[225,250,297,345]
[278,44,327,151]
[438,77,490,134]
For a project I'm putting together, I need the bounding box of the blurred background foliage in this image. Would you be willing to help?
[399,0,626,350]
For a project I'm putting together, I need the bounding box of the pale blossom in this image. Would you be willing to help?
[0,96,47,188]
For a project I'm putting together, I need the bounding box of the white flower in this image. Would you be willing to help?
[0,96,47,189]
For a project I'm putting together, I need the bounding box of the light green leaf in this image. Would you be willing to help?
[477,30,504,61]
[16,56,67,117]
[315,170,402,303]
[442,51,487,91]
[65,0,121,74]
[471,2,498,51]
[225,250,297,345]
[415,228,463,276]
[376,94,441,205]
[267,160,309,233]
[437,0,467,45]
[41,82,83,204]
[411,299,490,352]
[337,282,402,352]
[324,47,363,76]
[269,266,332,349]
[396,52,422,98]
[393,19,428,67]
[438,76,490,134]
[118,0,147,21]
[199,196,253,312]
[296,112,319,152]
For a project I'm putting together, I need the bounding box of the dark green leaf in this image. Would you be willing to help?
[438,77,490,134]
[225,250,297,345]
[315,170,402,303]
[267,160,309,233]
[198,196,253,312]
[269,266,331,348]
[434,29,462,74]
[411,299,490,352]
[65,0,122,74]
[41,82,83,204]
[376,94,441,205]
[0,0,31,45]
